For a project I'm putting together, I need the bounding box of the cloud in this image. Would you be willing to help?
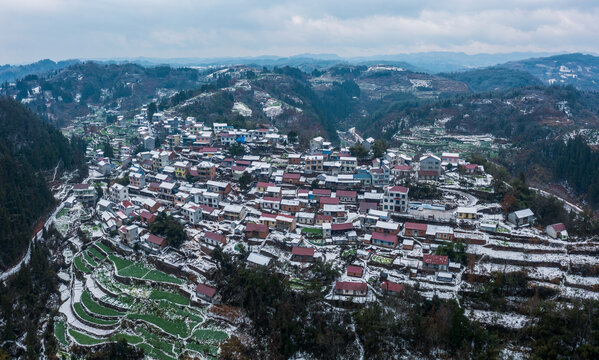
[0,0,598,63]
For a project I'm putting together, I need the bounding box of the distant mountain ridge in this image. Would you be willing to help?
[0,59,79,83]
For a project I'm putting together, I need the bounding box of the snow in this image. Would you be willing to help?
[469,310,529,329]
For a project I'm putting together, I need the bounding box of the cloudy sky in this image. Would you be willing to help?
[1,0,599,64]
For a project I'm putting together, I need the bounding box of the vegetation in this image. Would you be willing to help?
[435,241,467,265]
[440,67,542,92]
[150,212,188,248]
[81,291,125,317]
[149,290,190,306]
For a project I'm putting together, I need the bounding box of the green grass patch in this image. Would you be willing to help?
[73,302,118,326]
[81,291,125,317]
[57,208,69,219]
[343,249,357,257]
[137,327,176,356]
[371,255,393,265]
[193,329,228,342]
[126,314,188,338]
[83,251,98,267]
[150,290,190,306]
[74,255,92,274]
[96,242,113,254]
[108,254,133,270]
[136,343,177,360]
[88,247,106,261]
[68,329,107,345]
[119,264,151,278]
[54,321,68,346]
[110,333,143,345]
[143,270,183,285]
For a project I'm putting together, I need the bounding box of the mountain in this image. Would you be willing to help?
[439,67,543,92]
[502,53,599,91]
[0,97,86,271]
[0,59,79,83]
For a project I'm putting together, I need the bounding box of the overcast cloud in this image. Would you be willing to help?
[1,0,598,64]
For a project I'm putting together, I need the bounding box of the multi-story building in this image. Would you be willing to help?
[382,185,409,213]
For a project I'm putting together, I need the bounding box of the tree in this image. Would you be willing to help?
[239,172,252,190]
[228,143,245,157]
[150,213,187,248]
[349,143,369,159]
[372,139,388,158]
[147,102,157,121]
[103,141,114,159]
[287,130,298,144]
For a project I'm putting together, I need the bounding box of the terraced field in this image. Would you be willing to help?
[59,246,229,359]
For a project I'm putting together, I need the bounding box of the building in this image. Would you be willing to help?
[195,283,217,303]
[425,225,455,241]
[305,155,324,173]
[546,223,568,239]
[347,265,363,278]
[404,222,428,237]
[109,183,129,203]
[291,246,315,262]
[382,186,409,213]
[223,204,246,221]
[207,180,231,195]
[371,231,398,248]
[247,252,272,267]
[422,254,449,273]
[146,234,167,250]
[336,190,357,203]
[335,281,367,296]
[456,207,479,219]
[202,231,227,246]
[73,184,97,206]
[129,172,146,188]
[310,136,325,153]
[381,281,403,295]
[245,223,269,238]
[508,208,535,227]
[420,154,441,175]
[441,152,460,164]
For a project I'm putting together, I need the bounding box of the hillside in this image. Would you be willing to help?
[439,67,543,92]
[0,97,85,271]
[0,59,79,83]
[502,53,599,91]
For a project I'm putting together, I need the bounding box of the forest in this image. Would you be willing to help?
[0,97,86,271]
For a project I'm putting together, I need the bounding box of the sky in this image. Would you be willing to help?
[1,0,599,64]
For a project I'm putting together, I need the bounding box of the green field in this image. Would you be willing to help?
[193,329,229,342]
[83,251,98,267]
[108,254,133,270]
[136,342,177,360]
[73,302,118,326]
[371,255,393,265]
[81,291,125,317]
[111,332,143,345]
[74,255,92,274]
[143,270,183,284]
[95,242,113,254]
[54,321,68,346]
[68,329,106,345]
[186,342,219,357]
[57,208,69,219]
[150,289,190,306]
[119,264,151,278]
[88,247,106,261]
[126,313,189,338]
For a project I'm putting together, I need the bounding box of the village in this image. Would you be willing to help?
[50,104,599,358]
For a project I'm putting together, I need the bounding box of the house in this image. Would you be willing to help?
[371,231,398,248]
[282,173,302,185]
[339,156,357,173]
[402,239,414,250]
[280,199,301,213]
[508,208,535,227]
[461,163,478,174]
[195,283,217,303]
[207,180,231,195]
[404,222,428,237]
[256,182,274,193]
[347,265,363,278]
[296,212,315,225]
[336,190,357,203]
[419,154,441,175]
[381,281,403,295]
[310,136,325,153]
[194,162,216,180]
[313,188,332,199]
[382,186,409,213]
[456,207,479,219]
[335,281,368,296]
[247,252,272,267]
[319,196,340,208]
[331,222,354,236]
[441,152,460,164]
[245,223,269,238]
[425,225,455,241]
[73,184,97,206]
[375,220,401,235]
[139,210,156,225]
[546,223,568,239]
[119,225,139,244]
[422,254,449,273]
[323,204,346,222]
[129,172,146,187]
[202,231,227,246]
[304,155,324,173]
[392,165,412,178]
[276,214,296,231]
[291,246,315,262]
[223,204,246,221]
[370,167,390,187]
[146,234,167,250]
[182,203,202,225]
[260,196,281,211]
[418,170,440,181]
[174,161,191,178]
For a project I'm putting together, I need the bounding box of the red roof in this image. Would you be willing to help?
[283,173,301,180]
[331,222,353,231]
[405,222,428,231]
[550,223,567,232]
[73,184,89,190]
[347,265,363,276]
[260,212,277,219]
[371,231,397,244]
[418,170,439,176]
[320,197,340,205]
[423,254,449,265]
[389,186,409,193]
[464,164,478,169]
[245,223,268,233]
[195,283,217,298]
[204,231,225,243]
[200,147,219,153]
[336,190,357,198]
[257,182,274,188]
[298,189,310,194]
[231,166,246,171]
[335,281,367,291]
[122,200,134,208]
[263,196,281,202]
[359,202,378,212]
[292,246,314,257]
[199,204,216,213]
[313,189,331,196]
[236,160,251,166]
[139,210,155,220]
[315,214,333,221]
[147,234,166,246]
[381,281,403,293]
